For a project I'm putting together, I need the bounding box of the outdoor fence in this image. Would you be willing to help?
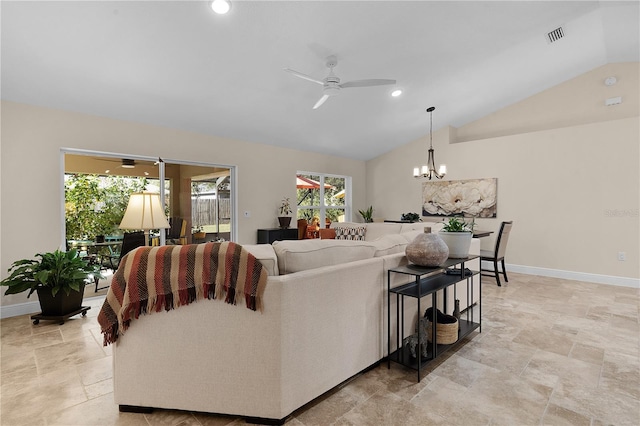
[192,198,231,226]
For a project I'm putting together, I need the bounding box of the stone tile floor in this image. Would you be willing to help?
[1,273,638,425]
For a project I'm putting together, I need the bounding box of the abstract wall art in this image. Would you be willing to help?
[422,178,497,218]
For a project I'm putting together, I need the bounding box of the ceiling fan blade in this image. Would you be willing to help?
[283,68,324,85]
[340,79,396,88]
[313,94,330,109]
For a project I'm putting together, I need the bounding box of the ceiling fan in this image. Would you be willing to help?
[284,55,396,109]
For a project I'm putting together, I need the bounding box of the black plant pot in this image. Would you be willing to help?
[36,283,85,317]
[278,217,292,229]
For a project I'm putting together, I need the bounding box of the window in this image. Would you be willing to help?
[296,172,351,227]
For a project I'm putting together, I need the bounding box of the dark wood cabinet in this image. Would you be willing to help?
[257,228,298,244]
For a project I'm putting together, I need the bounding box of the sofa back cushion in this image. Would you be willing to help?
[272,239,376,274]
[332,222,404,241]
[361,223,403,241]
[242,244,279,276]
[370,234,409,257]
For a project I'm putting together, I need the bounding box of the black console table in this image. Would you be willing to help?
[257,228,298,244]
[387,256,480,382]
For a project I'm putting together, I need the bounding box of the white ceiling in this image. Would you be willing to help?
[2,1,638,161]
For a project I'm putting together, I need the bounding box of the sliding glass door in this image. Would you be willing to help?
[61,149,236,249]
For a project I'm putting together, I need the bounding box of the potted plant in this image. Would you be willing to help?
[0,249,102,319]
[401,212,422,223]
[192,226,206,240]
[358,206,374,223]
[439,217,475,258]
[278,197,293,228]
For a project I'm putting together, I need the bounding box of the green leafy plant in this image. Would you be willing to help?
[441,217,475,232]
[298,209,314,222]
[325,208,342,222]
[279,197,292,216]
[0,249,102,297]
[401,212,422,222]
[65,174,147,240]
[358,206,374,223]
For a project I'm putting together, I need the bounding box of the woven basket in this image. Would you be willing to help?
[426,316,459,345]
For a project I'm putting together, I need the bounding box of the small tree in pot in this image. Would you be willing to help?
[278,197,293,228]
[1,249,102,320]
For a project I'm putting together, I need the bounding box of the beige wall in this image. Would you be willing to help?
[367,63,639,282]
[2,62,637,311]
[0,101,366,308]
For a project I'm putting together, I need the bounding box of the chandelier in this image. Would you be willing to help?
[413,106,447,179]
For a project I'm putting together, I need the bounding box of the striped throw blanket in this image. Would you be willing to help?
[98,241,268,346]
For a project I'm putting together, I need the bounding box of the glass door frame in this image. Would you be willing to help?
[60,148,237,246]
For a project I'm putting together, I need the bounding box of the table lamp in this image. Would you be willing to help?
[119,192,170,246]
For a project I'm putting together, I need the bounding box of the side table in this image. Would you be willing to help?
[387,256,481,382]
[257,228,298,244]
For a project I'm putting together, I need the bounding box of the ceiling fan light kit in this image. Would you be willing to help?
[284,55,396,109]
[414,107,447,180]
[121,159,136,169]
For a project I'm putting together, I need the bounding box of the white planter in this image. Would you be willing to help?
[439,231,473,258]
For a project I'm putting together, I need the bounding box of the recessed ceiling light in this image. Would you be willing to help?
[391,89,402,97]
[210,0,231,14]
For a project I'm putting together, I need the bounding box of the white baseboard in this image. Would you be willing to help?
[0,300,40,319]
[0,295,105,319]
[482,261,640,288]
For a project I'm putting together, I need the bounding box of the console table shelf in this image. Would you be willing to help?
[387,256,481,382]
[387,318,480,370]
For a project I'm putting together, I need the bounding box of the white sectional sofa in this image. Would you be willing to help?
[112,222,480,424]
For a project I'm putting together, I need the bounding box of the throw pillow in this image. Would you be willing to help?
[335,226,366,241]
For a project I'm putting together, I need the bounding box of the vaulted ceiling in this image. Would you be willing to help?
[2,1,638,160]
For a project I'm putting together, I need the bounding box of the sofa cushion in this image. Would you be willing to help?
[370,234,409,257]
[361,223,402,241]
[272,239,376,274]
[332,222,404,241]
[242,244,279,276]
[400,230,422,243]
[334,226,366,241]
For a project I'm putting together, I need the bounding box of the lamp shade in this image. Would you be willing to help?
[119,192,170,231]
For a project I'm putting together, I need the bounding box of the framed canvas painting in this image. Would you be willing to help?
[422,178,497,218]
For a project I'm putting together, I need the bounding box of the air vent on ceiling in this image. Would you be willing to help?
[547,27,565,44]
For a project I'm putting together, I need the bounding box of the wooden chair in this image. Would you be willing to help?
[167,217,187,245]
[480,221,513,287]
[319,228,336,239]
[297,219,308,240]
